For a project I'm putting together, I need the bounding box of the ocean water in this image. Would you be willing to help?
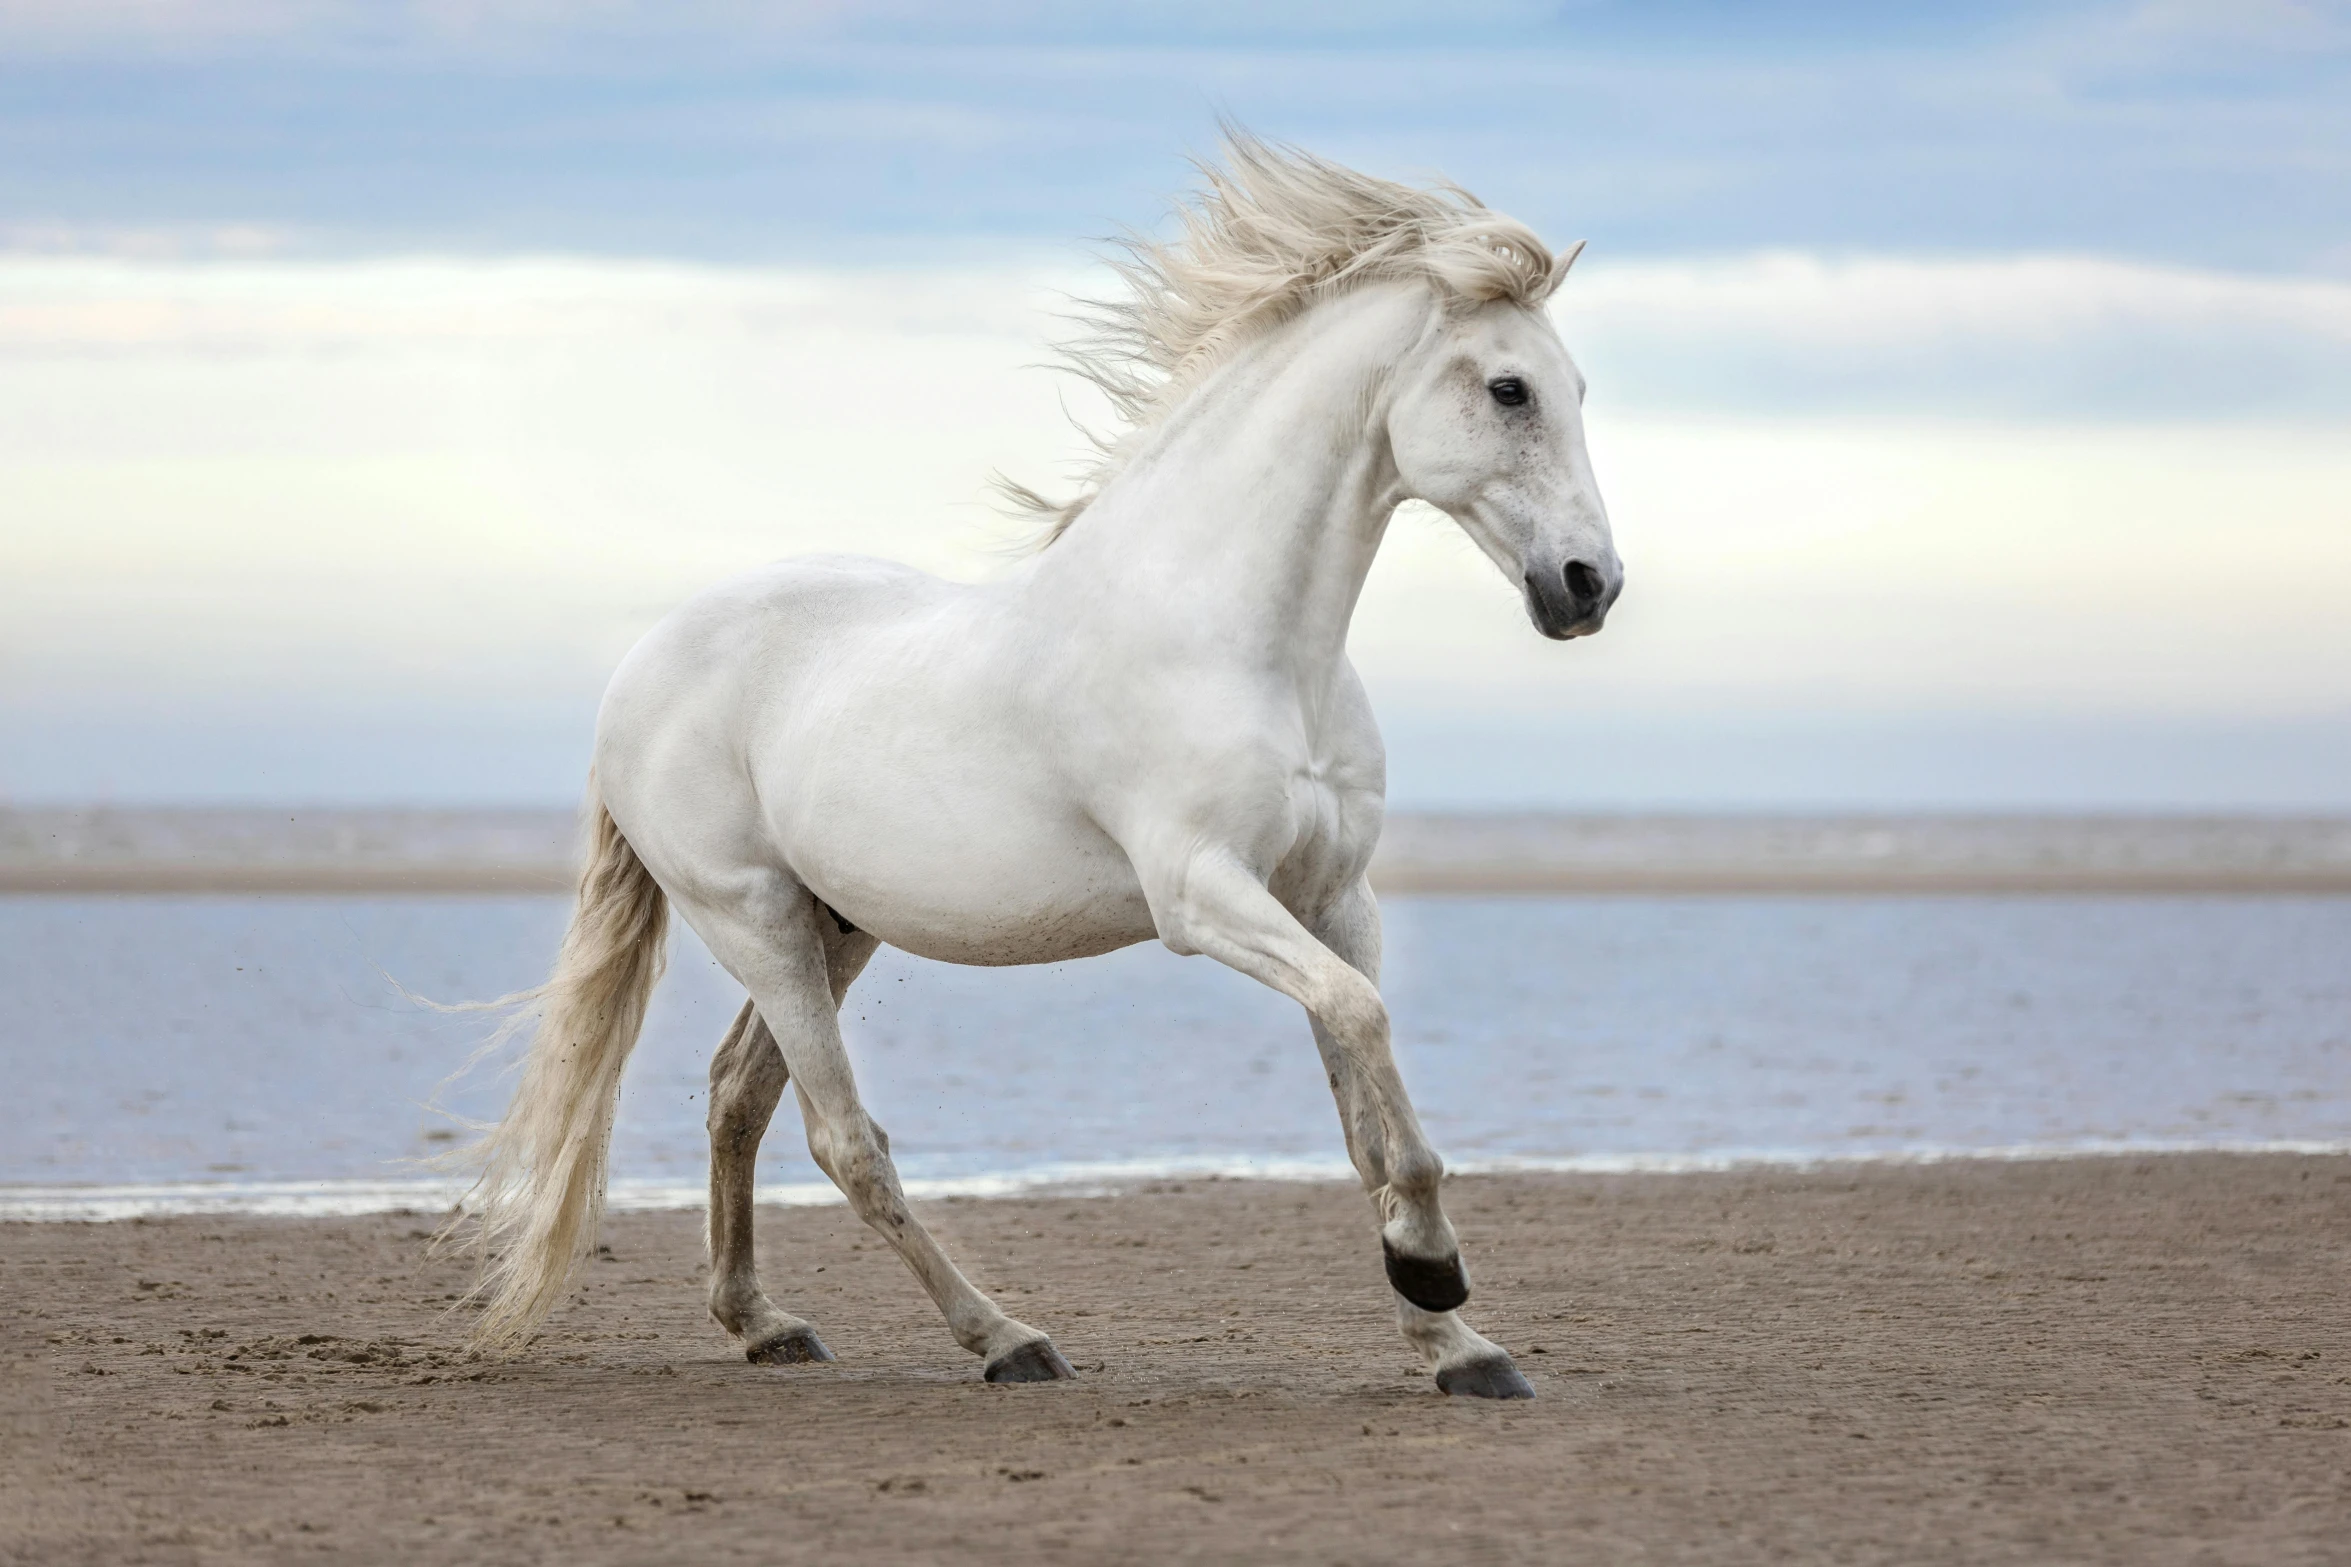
[4,894,2349,1214]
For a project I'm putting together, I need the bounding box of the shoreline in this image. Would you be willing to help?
[8,1153,2348,1563]
[9,807,2350,895]
[11,1136,2351,1222]
[15,865,2351,897]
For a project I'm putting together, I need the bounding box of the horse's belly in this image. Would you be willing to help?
[781,796,1158,967]
[869,893,1157,968]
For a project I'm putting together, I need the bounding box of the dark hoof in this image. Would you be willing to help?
[746,1326,834,1365]
[983,1339,1076,1384]
[1437,1354,1536,1400]
[1383,1240,1470,1313]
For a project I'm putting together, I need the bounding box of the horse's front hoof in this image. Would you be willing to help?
[1436,1353,1535,1400]
[1382,1239,1470,1313]
[984,1339,1076,1384]
[747,1326,834,1365]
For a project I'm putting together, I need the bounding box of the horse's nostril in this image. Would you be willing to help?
[1564,559,1604,607]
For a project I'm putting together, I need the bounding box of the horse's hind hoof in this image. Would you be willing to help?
[1383,1240,1470,1313]
[747,1327,834,1365]
[1436,1354,1535,1400]
[984,1339,1076,1384]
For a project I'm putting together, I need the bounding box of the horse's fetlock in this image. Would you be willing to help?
[947,1303,1010,1355]
[1389,1146,1445,1200]
[707,1278,756,1334]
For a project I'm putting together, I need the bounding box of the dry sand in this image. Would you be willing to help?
[6,1155,2349,1564]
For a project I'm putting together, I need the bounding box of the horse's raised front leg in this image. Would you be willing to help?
[687,880,1074,1384]
[705,924,879,1364]
[1155,854,1531,1398]
[1309,877,1532,1399]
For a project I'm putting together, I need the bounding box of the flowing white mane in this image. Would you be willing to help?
[1008,132,1571,545]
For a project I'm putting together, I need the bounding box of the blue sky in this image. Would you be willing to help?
[6,1,2346,269]
[3,2,2348,808]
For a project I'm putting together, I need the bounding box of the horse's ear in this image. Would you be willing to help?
[1547,239,1588,296]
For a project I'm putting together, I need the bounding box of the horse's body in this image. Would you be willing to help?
[453,138,1622,1398]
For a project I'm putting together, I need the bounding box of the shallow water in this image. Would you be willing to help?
[4,895,2349,1203]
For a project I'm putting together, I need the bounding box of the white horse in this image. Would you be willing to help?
[450,135,1621,1400]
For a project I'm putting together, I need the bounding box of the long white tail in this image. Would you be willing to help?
[438,785,668,1356]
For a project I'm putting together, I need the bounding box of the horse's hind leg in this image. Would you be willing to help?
[706,1001,825,1361]
[692,880,1074,1384]
[706,927,880,1364]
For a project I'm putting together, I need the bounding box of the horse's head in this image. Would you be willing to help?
[1387,257,1622,640]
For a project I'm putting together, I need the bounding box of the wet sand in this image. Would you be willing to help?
[6,1156,2349,1564]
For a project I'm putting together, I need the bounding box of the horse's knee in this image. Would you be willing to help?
[1311,970,1388,1053]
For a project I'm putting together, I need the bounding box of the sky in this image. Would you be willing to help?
[2,0,2348,808]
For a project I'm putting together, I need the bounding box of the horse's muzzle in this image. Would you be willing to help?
[1523,556,1621,640]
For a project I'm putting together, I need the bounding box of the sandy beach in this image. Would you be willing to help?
[6,1155,2349,1564]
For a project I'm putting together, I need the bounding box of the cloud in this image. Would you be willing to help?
[7,250,2344,421]
[2092,0,2351,60]
[0,254,1059,352]
[1558,252,2351,419]
[0,248,2344,807]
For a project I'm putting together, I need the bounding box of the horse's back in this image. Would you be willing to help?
[598,553,939,787]
[593,554,954,879]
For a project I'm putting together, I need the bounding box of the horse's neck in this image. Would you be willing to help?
[1031,286,1430,681]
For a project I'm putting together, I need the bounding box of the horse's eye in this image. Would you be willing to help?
[1487,377,1528,408]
